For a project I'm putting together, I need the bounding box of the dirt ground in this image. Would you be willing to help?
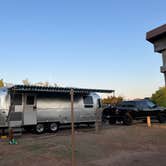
[0,123,166,166]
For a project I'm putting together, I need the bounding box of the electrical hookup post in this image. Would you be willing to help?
[70,89,76,166]
[147,116,151,128]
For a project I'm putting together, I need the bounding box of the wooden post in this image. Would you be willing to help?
[9,128,14,141]
[2,128,5,136]
[70,89,75,166]
[147,116,151,127]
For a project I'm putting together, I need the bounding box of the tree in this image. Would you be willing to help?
[22,79,58,87]
[22,79,30,85]
[0,79,4,87]
[151,87,166,107]
[102,96,123,105]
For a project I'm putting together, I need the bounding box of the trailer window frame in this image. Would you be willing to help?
[97,99,102,108]
[83,96,94,108]
[12,94,22,105]
[26,96,35,105]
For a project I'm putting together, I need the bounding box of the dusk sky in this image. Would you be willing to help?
[0,0,166,99]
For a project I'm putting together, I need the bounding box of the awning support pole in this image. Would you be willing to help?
[70,89,75,166]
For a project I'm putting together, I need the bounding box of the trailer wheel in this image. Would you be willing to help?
[35,124,45,134]
[24,127,32,133]
[49,123,59,133]
[87,122,95,128]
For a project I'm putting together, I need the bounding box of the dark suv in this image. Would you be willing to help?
[102,99,166,125]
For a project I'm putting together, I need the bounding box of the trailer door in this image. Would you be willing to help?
[23,95,37,125]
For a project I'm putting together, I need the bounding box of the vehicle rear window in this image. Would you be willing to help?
[119,101,135,108]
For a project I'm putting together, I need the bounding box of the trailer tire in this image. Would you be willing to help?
[35,124,45,134]
[87,122,95,128]
[49,123,59,133]
[24,127,32,133]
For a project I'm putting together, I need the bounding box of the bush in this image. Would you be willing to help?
[151,87,166,107]
[102,96,123,105]
[0,79,4,87]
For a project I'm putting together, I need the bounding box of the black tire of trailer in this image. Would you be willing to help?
[123,113,133,125]
[24,126,33,133]
[35,123,45,134]
[87,122,95,127]
[49,122,59,133]
[158,114,166,123]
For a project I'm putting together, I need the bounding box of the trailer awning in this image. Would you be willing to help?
[9,85,114,94]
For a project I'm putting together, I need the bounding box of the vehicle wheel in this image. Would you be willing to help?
[142,119,147,123]
[109,118,116,125]
[158,114,166,123]
[76,124,80,128]
[35,124,45,134]
[102,115,108,124]
[49,123,59,133]
[123,113,133,125]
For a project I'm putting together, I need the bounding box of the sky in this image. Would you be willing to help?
[0,0,166,99]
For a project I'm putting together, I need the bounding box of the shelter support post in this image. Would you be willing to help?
[70,89,76,166]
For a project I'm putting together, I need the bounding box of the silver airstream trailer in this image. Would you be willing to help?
[0,85,114,134]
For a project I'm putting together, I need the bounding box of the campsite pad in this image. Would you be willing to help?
[0,123,166,166]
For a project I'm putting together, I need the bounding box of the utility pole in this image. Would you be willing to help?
[70,89,75,166]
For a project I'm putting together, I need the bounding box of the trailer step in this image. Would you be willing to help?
[13,128,22,137]
[9,127,22,137]
[13,132,22,137]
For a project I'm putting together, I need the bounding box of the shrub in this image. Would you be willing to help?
[151,87,166,107]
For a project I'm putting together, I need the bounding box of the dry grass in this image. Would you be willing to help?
[0,123,166,166]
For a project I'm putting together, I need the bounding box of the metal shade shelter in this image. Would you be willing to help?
[9,85,115,94]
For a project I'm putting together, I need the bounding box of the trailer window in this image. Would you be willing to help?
[83,96,93,108]
[97,99,102,108]
[13,94,22,105]
[26,96,35,105]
